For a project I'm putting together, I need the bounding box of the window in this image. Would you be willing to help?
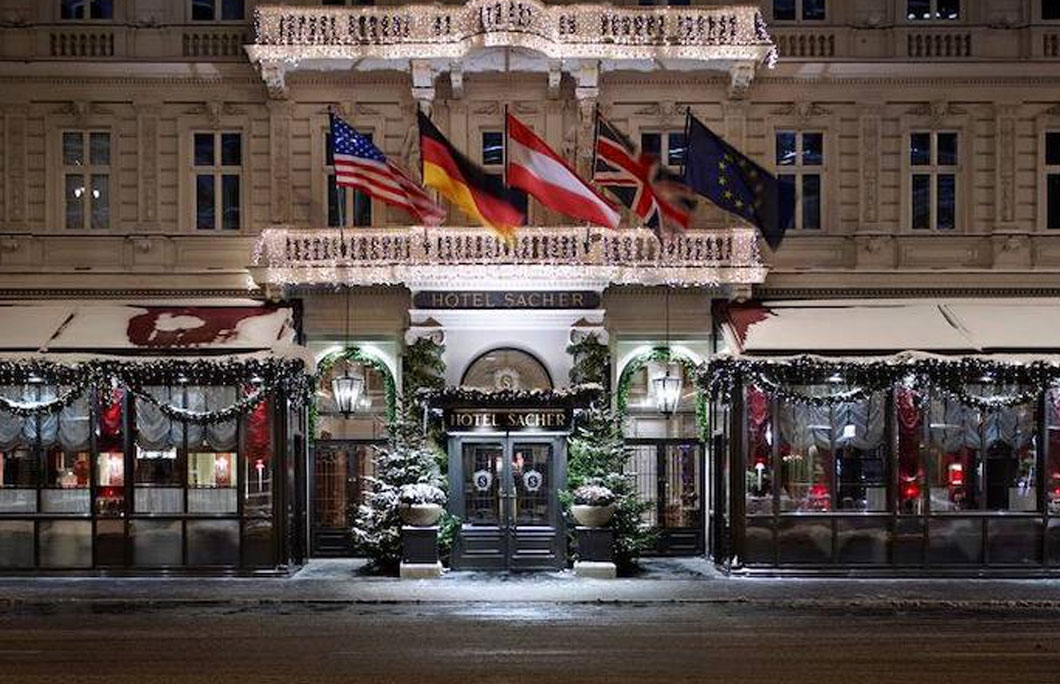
[462,348,552,391]
[907,0,959,20]
[481,131,528,217]
[910,131,957,230]
[60,0,113,19]
[62,131,111,230]
[1046,0,1060,20]
[1046,132,1060,230]
[640,131,687,169]
[775,131,823,231]
[193,132,242,230]
[322,0,376,4]
[773,0,825,20]
[191,0,244,21]
[325,131,372,227]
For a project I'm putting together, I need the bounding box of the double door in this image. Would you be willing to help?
[449,436,566,570]
[628,441,705,555]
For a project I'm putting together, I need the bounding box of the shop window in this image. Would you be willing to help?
[910,131,958,230]
[1048,390,1060,513]
[640,132,687,169]
[60,0,113,19]
[191,0,244,21]
[926,390,1037,513]
[462,348,552,392]
[481,131,528,216]
[96,387,125,517]
[193,132,242,230]
[773,0,825,21]
[324,131,372,227]
[1046,0,1060,20]
[1046,132,1060,230]
[244,398,273,517]
[896,385,925,514]
[745,385,774,516]
[62,131,111,230]
[776,131,823,231]
[907,0,959,20]
[777,389,887,512]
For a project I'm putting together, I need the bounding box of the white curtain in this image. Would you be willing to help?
[58,392,91,452]
[778,390,885,452]
[135,386,174,450]
[0,385,27,450]
[929,393,1035,452]
[204,386,237,451]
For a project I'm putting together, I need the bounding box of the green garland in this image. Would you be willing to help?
[616,347,709,438]
[314,346,398,428]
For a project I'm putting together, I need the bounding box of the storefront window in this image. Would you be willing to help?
[896,385,925,514]
[1048,389,1060,513]
[745,385,773,515]
[96,387,125,517]
[243,398,273,517]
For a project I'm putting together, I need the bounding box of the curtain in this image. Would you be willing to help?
[135,386,173,450]
[0,386,27,450]
[833,392,886,450]
[58,391,90,452]
[204,386,237,451]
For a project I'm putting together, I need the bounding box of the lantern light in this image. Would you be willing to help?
[332,369,364,418]
[653,363,683,417]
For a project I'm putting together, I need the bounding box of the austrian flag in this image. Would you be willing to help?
[506,114,620,230]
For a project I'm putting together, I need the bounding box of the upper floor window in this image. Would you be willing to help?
[1045,0,1060,20]
[60,0,113,20]
[907,0,959,21]
[775,131,823,231]
[62,131,110,230]
[910,131,957,230]
[1046,132,1060,230]
[481,130,528,216]
[325,131,372,228]
[638,0,691,6]
[773,0,826,21]
[322,0,376,5]
[640,132,686,170]
[193,132,241,230]
[192,0,244,21]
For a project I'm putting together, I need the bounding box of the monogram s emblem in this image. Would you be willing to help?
[473,469,493,492]
[522,469,544,493]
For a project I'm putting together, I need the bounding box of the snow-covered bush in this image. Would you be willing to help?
[398,483,447,506]
[572,483,616,506]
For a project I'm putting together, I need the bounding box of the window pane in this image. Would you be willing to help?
[802,174,821,230]
[221,133,241,166]
[937,174,955,230]
[46,450,90,488]
[802,132,823,166]
[65,174,85,230]
[775,132,797,166]
[353,189,371,227]
[640,132,662,159]
[745,386,773,515]
[896,386,924,515]
[667,132,686,167]
[778,174,797,231]
[910,133,931,165]
[221,0,245,20]
[1049,174,1060,230]
[937,132,958,165]
[135,445,181,485]
[89,132,110,165]
[91,0,114,19]
[90,174,110,229]
[907,0,930,20]
[937,0,960,20]
[61,0,86,20]
[196,174,215,229]
[1,447,38,487]
[803,0,826,20]
[192,0,215,21]
[63,132,84,166]
[1046,0,1060,21]
[773,0,796,20]
[194,133,214,166]
[912,174,931,229]
[323,0,347,4]
[482,131,503,166]
[222,174,240,230]
[512,188,529,217]
[327,174,344,227]
[325,132,335,166]
[1046,132,1060,166]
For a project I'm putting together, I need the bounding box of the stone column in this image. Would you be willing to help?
[571,61,599,178]
[268,100,293,224]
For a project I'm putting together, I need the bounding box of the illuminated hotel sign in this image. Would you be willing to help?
[444,408,572,432]
[414,290,600,310]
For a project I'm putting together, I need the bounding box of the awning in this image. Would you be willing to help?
[0,302,297,354]
[717,299,1060,355]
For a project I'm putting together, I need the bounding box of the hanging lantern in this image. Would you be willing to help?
[332,365,364,418]
[653,363,683,417]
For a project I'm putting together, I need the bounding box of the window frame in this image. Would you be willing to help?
[1037,113,1060,231]
[477,125,529,222]
[638,130,687,172]
[772,130,826,232]
[58,129,113,231]
[178,114,252,233]
[1043,0,1060,22]
[900,109,970,234]
[907,130,960,231]
[323,128,374,228]
[188,0,247,23]
[770,0,827,22]
[904,0,962,22]
[58,0,116,21]
[190,131,244,231]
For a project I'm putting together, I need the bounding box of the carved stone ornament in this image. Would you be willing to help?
[259,61,288,100]
[188,102,243,128]
[55,101,91,127]
[634,102,686,128]
[908,101,965,127]
[772,100,833,126]
[728,62,756,100]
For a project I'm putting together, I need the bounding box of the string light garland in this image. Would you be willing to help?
[419,383,604,407]
[0,358,312,424]
[705,355,1060,410]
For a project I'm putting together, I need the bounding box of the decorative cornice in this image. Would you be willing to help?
[754,286,1060,300]
[0,288,264,300]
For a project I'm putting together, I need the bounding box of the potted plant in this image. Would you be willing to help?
[570,483,616,527]
[397,483,447,527]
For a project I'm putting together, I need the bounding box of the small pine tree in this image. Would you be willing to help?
[565,404,655,571]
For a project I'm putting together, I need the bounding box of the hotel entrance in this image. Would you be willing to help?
[448,435,567,571]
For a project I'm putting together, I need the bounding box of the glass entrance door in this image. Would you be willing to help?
[310,441,378,556]
[628,441,705,555]
[451,437,565,570]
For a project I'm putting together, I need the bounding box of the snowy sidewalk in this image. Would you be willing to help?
[1,558,1060,610]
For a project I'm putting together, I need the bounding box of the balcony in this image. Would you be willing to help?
[245,0,776,98]
[250,226,767,291]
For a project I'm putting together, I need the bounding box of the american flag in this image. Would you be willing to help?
[329,112,444,226]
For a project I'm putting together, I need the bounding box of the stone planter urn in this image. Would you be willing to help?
[571,503,615,528]
[398,503,444,527]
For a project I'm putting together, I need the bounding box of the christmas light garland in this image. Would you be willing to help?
[420,383,604,407]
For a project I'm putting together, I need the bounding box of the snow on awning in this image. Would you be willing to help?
[0,303,298,355]
[718,299,1060,356]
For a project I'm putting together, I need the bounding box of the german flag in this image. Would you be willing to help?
[418,111,525,239]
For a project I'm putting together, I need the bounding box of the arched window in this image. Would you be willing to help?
[315,355,391,440]
[461,348,553,391]
[621,359,699,439]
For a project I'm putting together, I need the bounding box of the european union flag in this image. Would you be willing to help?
[683,113,785,250]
